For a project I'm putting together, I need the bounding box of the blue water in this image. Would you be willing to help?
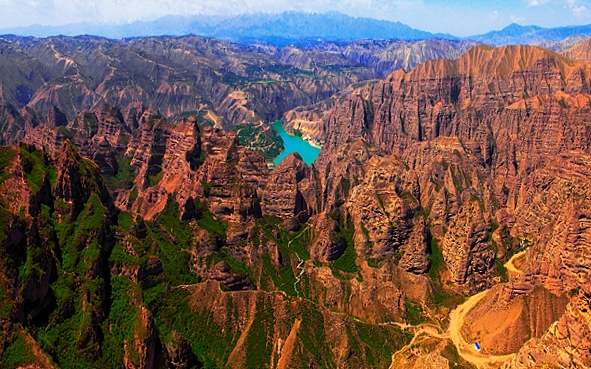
[272,121,321,166]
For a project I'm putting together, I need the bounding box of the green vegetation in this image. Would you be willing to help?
[150,201,201,285]
[441,342,475,368]
[106,156,135,190]
[332,217,360,274]
[333,243,359,273]
[19,144,55,193]
[496,258,508,282]
[207,249,250,276]
[375,193,392,218]
[0,147,16,184]
[367,258,382,269]
[144,286,237,367]
[289,226,312,260]
[128,188,138,203]
[99,275,143,366]
[148,171,163,187]
[469,193,485,211]
[294,302,336,368]
[428,237,442,279]
[244,299,274,368]
[430,285,464,309]
[404,298,426,326]
[2,330,38,369]
[146,124,167,187]
[34,188,113,368]
[420,206,431,221]
[430,178,442,192]
[261,254,296,296]
[340,178,351,197]
[235,123,284,161]
[201,181,215,192]
[354,322,408,368]
[117,211,134,231]
[57,126,74,140]
[197,210,227,238]
[0,140,418,369]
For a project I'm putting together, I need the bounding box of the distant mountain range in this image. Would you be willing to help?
[470,23,591,45]
[0,12,455,43]
[3,11,591,47]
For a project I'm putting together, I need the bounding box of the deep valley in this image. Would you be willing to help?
[0,27,591,369]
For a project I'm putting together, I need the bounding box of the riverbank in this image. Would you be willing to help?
[270,120,321,166]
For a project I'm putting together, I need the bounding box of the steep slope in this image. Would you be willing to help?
[3,35,591,369]
[0,139,419,368]
[0,35,373,130]
[562,37,591,62]
[312,42,591,366]
[277,39,476,77]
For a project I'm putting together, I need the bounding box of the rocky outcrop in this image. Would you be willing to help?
[440,200,495,287]
[503,290,591,368]
[462,285,569,355]
[185,280,409,368]
[309,213,346,262]
[562,37,591,62]
[261,153,319,219]
[54,140,112,219]
[275,39,476,78]
[346,152,429,274]
[0,34,387,133]
[0,141,122,367]
[308,42,591,364]
[281,97,336,143]
[165,332,199,369]
[314,44,591,289]
[205,261,254,291]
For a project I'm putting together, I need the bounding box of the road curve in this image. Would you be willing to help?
[447,290,515,368]
[505,249,528,275]
[389,250,529,368]
[289,226,308,297]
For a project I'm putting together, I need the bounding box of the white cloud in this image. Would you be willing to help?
[525,0,550,6]
[510,14,526,22]
[566,0,589,17]
[489,10,500,21]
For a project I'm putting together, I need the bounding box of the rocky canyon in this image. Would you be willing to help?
[0,31,590,369]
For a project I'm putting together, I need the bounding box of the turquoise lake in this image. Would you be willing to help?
[271,121,321,166]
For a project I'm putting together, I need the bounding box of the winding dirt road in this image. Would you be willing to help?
[289,227,308,297]
[447,290,515,368]
[390,252,527,368]
[505,249,528,275]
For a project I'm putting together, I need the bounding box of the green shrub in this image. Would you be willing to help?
[428,237,442,279]
[0,147,16,184]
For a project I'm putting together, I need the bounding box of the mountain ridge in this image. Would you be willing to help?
[6,11,591,48]
[471,22,591,45]
[0,11,456,42]
[1,28,591,369]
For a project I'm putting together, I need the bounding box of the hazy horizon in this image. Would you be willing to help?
[1,0,591,37]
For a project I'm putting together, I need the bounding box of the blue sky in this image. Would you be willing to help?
[0,0,590,36]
